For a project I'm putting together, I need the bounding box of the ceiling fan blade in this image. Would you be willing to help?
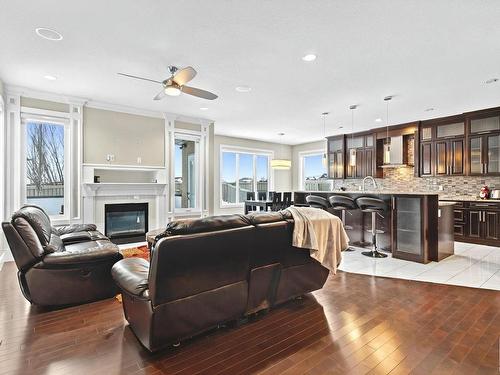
[153,89,166,101]
[182,86,218,100]
[173,66,197,86]
[117,72,163,84]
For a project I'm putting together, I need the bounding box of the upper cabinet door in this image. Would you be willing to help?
[435,141,448,175]
[486,134,500,175]
[420,142,433,176]
[450,139,464,175]
[470,116,500,134]
[436,122,464,138]
[469,136,484,175]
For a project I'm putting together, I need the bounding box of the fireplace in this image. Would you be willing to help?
[104,203,148,244]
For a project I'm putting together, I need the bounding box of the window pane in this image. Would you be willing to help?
[25,121,65,216]
[238,153,254,202]
[174,138,197,209]
[303,154,328,191]
[221,152,237,203]
[256,155,268,198]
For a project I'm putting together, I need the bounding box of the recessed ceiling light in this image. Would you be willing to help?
[485,78,499,84]
[375,118,382,122]
[35,27,63,41]
[200,107,208,111]
[424,107,435,112]
[235,86,251,93]
[302,54,317,62]
[44,75,57,81]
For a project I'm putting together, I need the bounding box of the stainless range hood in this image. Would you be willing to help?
[381,135,407,168]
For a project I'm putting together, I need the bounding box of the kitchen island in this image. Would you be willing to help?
[294,191,454,263]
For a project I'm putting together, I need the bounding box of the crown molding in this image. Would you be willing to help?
[5,84,88,105]
[85,100,213,125]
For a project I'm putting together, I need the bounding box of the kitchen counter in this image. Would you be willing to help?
[296,190,439,196]
[293,191,453,263]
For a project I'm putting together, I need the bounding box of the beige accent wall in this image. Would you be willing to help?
[21,97,69,112]
[83,107,165,166]
[291,140,326,190]
[213,135,292,215]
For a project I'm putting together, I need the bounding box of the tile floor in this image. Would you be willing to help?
[338,241,500,291]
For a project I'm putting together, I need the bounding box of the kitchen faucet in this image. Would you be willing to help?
[362,176,378,191]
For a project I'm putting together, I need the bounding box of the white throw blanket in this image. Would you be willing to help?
[285,206,349,273]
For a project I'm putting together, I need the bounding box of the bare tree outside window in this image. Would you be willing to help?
[25,121,65,215]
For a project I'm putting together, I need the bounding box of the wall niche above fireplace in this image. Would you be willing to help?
[105,203,148,244]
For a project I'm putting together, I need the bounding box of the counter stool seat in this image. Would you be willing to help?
[355,196,388,258]
[306,195,330,210]
[329,195,357,252]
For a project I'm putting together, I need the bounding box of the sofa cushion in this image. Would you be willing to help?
[12,205,53,247]
[164,214,252,236]
[245,211,291,225]
[42,240,122,267]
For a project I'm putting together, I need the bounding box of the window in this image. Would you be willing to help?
[174,134,200,211]
[220,147,272,206]
[24,119,68,216]
[300,151,332,191]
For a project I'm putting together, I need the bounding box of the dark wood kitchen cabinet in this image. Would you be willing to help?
[467,111,500,176]
[420,142,433,176]
[345,133,375,178]
[391,195,438,264]
[447,200,500,246]
[326,135,345,179]
[418,117,465,176]
[468,133,500,176]
[434,138,465,176]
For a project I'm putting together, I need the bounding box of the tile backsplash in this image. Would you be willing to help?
[332,166,500,200]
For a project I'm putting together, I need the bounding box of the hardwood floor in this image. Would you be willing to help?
[1,262,499,375]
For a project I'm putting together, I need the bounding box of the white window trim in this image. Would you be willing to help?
[173,131,202,215]
[21,114,71,221]
[219,145,274,208]
[298,149,328,191]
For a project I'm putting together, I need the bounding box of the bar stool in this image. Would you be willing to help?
[282,192,292,209]
[355,197,388,258]
[246,192,256,212]
[306,195,330,210]
[329,195,357,252]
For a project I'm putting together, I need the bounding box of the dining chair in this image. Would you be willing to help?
[282,192,292,209]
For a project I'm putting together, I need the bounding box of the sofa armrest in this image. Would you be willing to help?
[111,258,150,298]
[53,224,97,235]
[42,243,122,267]
[60,232,92,245]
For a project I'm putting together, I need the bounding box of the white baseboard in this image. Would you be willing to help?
[0,251,5,272]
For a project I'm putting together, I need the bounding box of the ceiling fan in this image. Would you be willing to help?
[118,66,218,101]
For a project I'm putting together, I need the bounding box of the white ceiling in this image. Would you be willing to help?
[1,0,500,145]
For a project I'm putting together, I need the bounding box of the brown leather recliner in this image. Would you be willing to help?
[111,211,330,352]
[2,205,123,306]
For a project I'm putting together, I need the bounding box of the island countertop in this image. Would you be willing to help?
[293,190,451,264]
[294,190,439,196]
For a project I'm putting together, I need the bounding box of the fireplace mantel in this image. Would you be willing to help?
[82,183,167,197]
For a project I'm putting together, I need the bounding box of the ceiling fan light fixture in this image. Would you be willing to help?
[164,84,181,96]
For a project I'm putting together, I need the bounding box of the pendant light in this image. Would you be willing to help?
[349,105,357,167]
[321,112,329,167]
[271,132,292,170]
[383,96,392,164]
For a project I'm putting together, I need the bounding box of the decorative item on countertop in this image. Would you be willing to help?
[479,186,490,199]
[490,189,500,199]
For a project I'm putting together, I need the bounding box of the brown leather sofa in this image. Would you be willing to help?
[111,211,330,352]
[2,205,123,306]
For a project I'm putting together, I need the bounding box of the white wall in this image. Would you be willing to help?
[291,140,326,190]
[0,79,5,266]
[213,135,292,215]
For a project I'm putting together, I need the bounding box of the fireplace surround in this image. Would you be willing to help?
[105,203,148,244]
